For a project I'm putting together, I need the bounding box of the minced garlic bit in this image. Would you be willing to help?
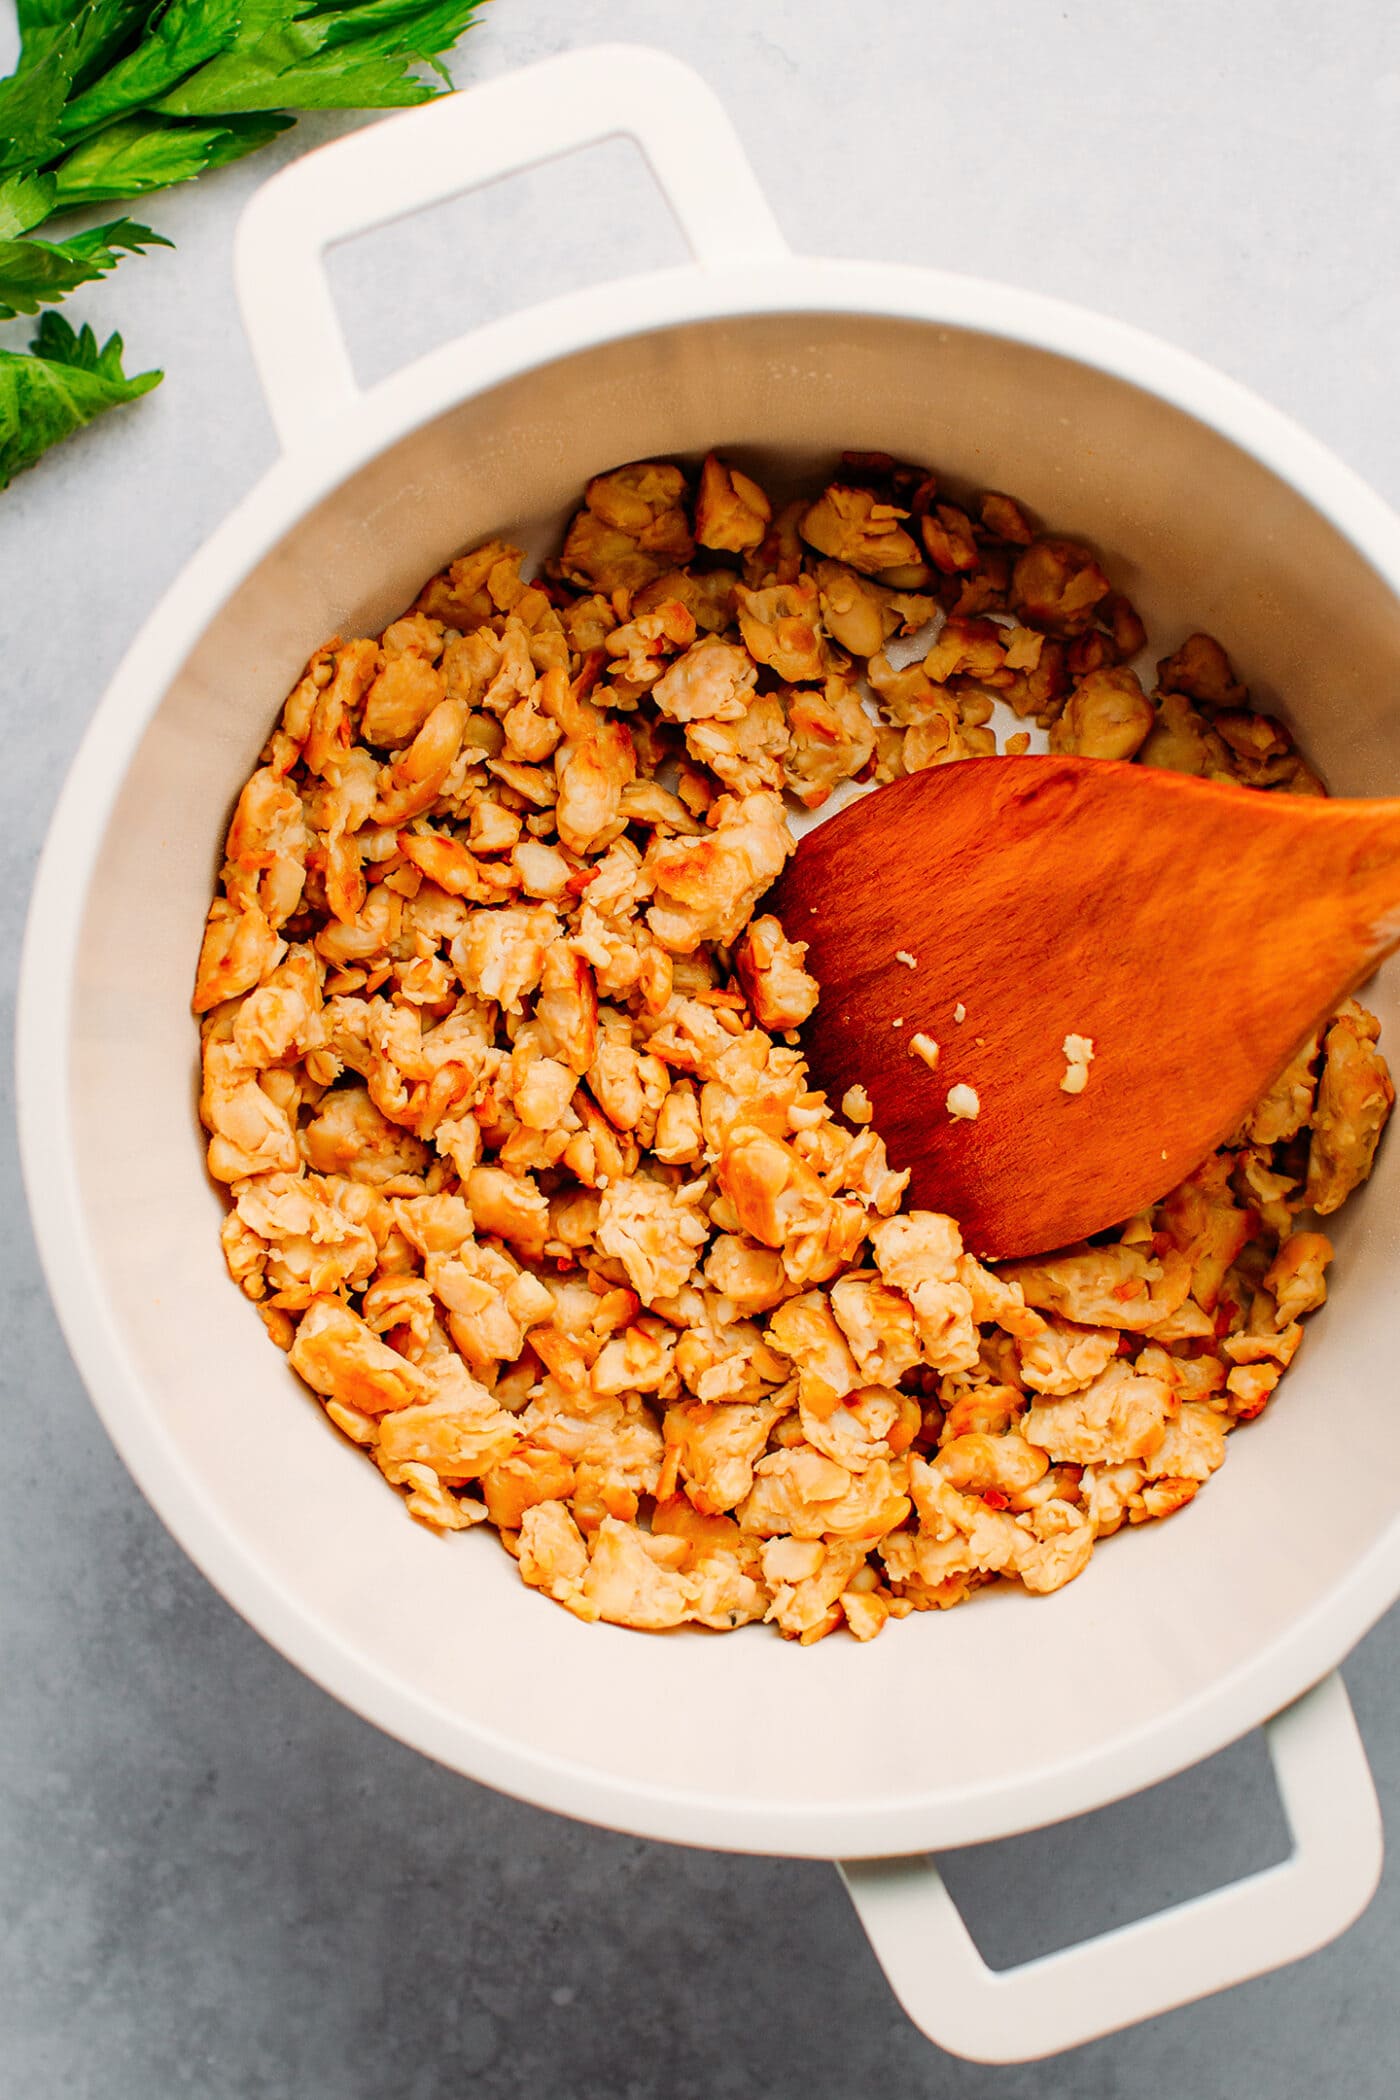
[842,1083,874,1124]
[953,1002,967,1023]
[1061,1033,1096,1096]
[895,950,918,969]
[891,1016,904,1027]
[909,1033,939,1071]
[946,1083,981,1119]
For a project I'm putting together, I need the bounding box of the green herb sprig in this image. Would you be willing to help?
[0,0,485,488]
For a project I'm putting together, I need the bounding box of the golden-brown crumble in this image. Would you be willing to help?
[193,451,1393,1643]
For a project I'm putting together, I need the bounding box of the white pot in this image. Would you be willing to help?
[18,46,1400,2065]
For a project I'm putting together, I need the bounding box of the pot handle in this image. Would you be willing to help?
[840,1670,1382,2064]
[233,43,787,450]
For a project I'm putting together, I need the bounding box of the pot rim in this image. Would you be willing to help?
[19,253,1400,1858]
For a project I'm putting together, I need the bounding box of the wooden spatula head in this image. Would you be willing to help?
[771,756,1400,1258]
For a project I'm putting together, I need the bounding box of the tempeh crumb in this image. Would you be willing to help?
[946,1083,981,1120]
[909,1033,940,1071]
[1061,1033,1096,1096]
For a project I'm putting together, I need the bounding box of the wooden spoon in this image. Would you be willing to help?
[770,755,1400,1259]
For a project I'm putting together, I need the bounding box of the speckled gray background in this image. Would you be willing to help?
[3,3,1399,2093]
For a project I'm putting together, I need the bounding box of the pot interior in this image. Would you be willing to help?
[58,308,1400,1848]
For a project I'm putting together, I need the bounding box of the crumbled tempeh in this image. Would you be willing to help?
[196,448,1391,1643]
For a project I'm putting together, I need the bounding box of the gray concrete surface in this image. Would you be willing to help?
[3,2,1399,2092]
